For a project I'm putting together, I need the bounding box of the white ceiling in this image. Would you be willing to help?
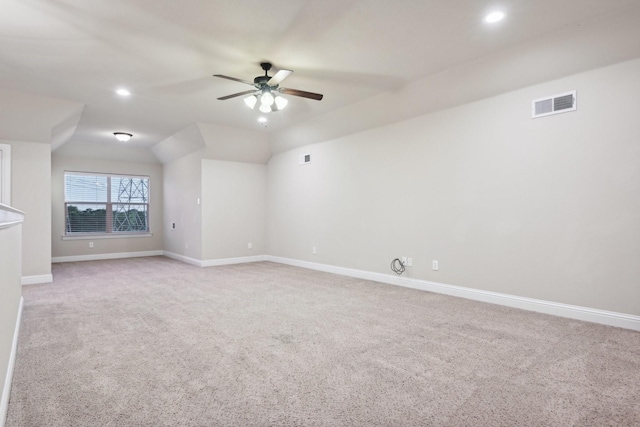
[1,0,640,159]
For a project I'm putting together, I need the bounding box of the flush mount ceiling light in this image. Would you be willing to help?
[214,62,323,114]
[484,11,506,23]
[113,132,132,142]
[115,88,131,96]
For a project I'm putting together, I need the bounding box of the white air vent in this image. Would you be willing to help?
[532,90,576,118]
[299,153,311,165]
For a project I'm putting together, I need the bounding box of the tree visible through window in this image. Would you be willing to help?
[64,172,150,234]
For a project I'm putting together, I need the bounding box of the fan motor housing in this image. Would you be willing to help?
[214,62,323,102]
[254,75,270,85]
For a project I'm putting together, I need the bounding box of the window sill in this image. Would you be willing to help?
[62,232,153,241]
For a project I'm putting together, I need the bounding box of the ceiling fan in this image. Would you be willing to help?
[213,62,323,113]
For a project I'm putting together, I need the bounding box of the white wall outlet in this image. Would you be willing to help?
[432,260,439,271]
[197,198,200,205]
[248,242,252,250]
[407,258,413,267]
[89,242,94,249]
[312,247,317,255]
[185,243,189,249]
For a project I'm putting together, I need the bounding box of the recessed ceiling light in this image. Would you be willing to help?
[116,88,131,96]
[485,11,506,24]
[258,117,267,124]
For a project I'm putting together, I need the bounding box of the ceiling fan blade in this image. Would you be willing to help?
[213,74,255,86]
[268,69,293,86]
[279,88,323,101]
[217,90,258,100]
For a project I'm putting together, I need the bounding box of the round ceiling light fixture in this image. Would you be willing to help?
[484,11,506,23]
[113,132,133,142]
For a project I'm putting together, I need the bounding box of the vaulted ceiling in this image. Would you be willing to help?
[2,0,640,162]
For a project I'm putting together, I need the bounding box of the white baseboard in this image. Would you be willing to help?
[51,250,164,264]
[265,256,640,331]
[162,251,202,267]
[21,274,53,285]
[200,255,267,267]
[163,252,267,268]
[0,296,23,427]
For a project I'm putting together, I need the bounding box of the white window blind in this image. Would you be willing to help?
[64,172,150,235]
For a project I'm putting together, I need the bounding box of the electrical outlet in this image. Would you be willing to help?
[248,242,252,250]
[407,258,413,267]
[89,242,94,249]
[432,260,439,271]
[312,247,317,255]
[185,243,189,249]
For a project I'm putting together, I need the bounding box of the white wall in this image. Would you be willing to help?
[5,140,51,279]
[51,154,164,259]
[161,120,269,264]
[267,58,640,316]
[201,159,267,261]
[0,211,22,422]
[163,151,202,260]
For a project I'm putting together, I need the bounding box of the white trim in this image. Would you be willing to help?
[51,250,163,264]
[200,255,267,267]
[21,274,53,285]
[0,296,23,427]
[64,170,149,179]
[162,251,267,268]
[0,143,11,206]
[62,232,152,241]
[0,204,24,230]
[162,251,202,267]
[265,256,640,331]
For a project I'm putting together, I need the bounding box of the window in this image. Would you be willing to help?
[64,172,150,235]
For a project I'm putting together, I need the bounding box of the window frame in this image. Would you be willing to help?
[63,171,151,239]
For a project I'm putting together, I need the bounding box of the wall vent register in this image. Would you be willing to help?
[532,90,576,118]
[299,153,311,165]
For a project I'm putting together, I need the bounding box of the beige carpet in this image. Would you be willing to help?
[6,257,640,426]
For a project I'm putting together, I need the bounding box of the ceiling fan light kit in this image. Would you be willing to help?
[261,91,275,107]
[245,92,289,113]
[244,96,258,109]
[214,62,323,114]
[275,96,287,110]
[259,103,271,113]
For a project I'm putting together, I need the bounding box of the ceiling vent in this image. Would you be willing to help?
[532,90,576,118]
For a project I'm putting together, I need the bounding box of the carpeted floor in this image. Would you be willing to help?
[6,257,640,426]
